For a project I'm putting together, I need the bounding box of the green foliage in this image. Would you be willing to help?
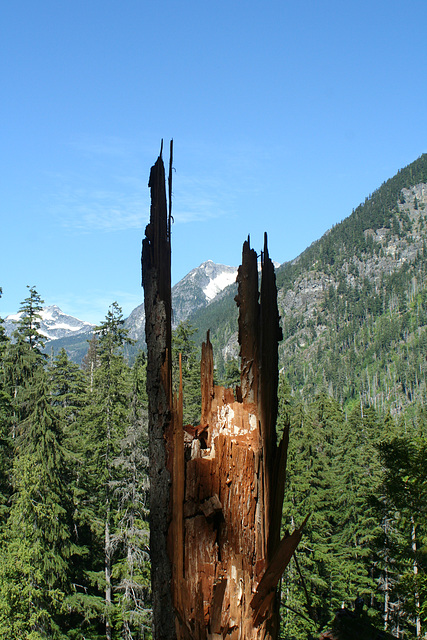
[0,369,75,638]
[280,391,391,638]
[172,321,201,425]
[219,357,241,388]
[111,351,151,639]
[69,303,152,639]
[15,285,46,354]
[0,292,12,529]
[0,294,152,638]
[377,432,427,636]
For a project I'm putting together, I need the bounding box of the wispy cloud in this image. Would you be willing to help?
[49,135,266,232]
[172,174,237,224]
[50,177,150,232]
[50,171,234,232]
[54,290,143,324]
[46,134,152,232]
[172,178,227,224]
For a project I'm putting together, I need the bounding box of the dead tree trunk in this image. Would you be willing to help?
[142,141,176,640]
[142,145,305,639]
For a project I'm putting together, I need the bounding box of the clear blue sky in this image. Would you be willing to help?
[1,0,426,323]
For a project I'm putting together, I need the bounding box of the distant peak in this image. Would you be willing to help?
[44,304,62,312]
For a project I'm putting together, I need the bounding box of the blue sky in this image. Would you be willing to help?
[1,1,426,323]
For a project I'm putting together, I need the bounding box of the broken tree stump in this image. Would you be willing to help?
[142,144,302,640]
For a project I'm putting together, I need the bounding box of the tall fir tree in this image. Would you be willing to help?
[48,347,87,457]
[15,285,46,353]
[280,391,388,638]
[111,350,151,639]
[2,285,46,432]
[0,288,12,532]
[377,429,427,638]
[77,302,134,639]
[0,369,76,639]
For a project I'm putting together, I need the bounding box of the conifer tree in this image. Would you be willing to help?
[172,321,200,425]
[79,302,134,639]
[377,431,427,637]
[1,286,47,538]
[328,404,384,621]
[82,334,99,393]
[0,369,75,639]
[112,350,151,639]
[279,388,324,638]
[48,347,87,455]
[2,285,46,431]
[47,346,96,638]
[0,289,12,532]
[280,393,387,637]
[15,285,46,353]
[221,357,241,388]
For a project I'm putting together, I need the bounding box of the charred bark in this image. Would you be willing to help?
[142,141,176,640]
[142,145,304,639]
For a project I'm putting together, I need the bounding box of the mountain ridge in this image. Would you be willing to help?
[186,154,427,414]
[4,304,95,341]
[2,262,242,362]
[125,260,239,342]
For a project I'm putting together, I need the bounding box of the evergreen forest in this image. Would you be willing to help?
[1,155,427,638]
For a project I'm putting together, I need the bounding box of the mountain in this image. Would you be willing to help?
[8,152,427,415]
[4,305,95,341]
[125,260,238,341]
[5,262,240,363]
[188,154,427,414]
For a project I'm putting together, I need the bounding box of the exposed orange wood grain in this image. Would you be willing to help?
[143,146,302,639]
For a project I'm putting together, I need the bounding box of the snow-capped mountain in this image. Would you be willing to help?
[2,260,281,362]
[172,260,238,323]
[125,261,238,341]
[4,305,95,341]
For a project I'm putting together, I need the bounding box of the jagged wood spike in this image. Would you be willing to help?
[260,231,285,559]
[142,145,176,639]
[250,515,310,626]
[143,145,299,639]
[235,236,260,404]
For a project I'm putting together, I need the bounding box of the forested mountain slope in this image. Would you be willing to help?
[36,261,239,364]
[190,154,427,414]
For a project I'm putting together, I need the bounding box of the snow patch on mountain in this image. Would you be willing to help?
[4,305,95,341]
[203,270,238,301]
[125,261,239,341]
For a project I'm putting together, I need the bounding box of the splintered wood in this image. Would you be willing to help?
[143,147,301,640]
[172,239,289,640]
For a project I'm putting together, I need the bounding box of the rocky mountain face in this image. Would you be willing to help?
[4,305,95,341]
[276,180,427,408]
[279,183,427,322]
[192,154,427,414]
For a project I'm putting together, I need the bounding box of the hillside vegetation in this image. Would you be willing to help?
[190,154,427,415]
